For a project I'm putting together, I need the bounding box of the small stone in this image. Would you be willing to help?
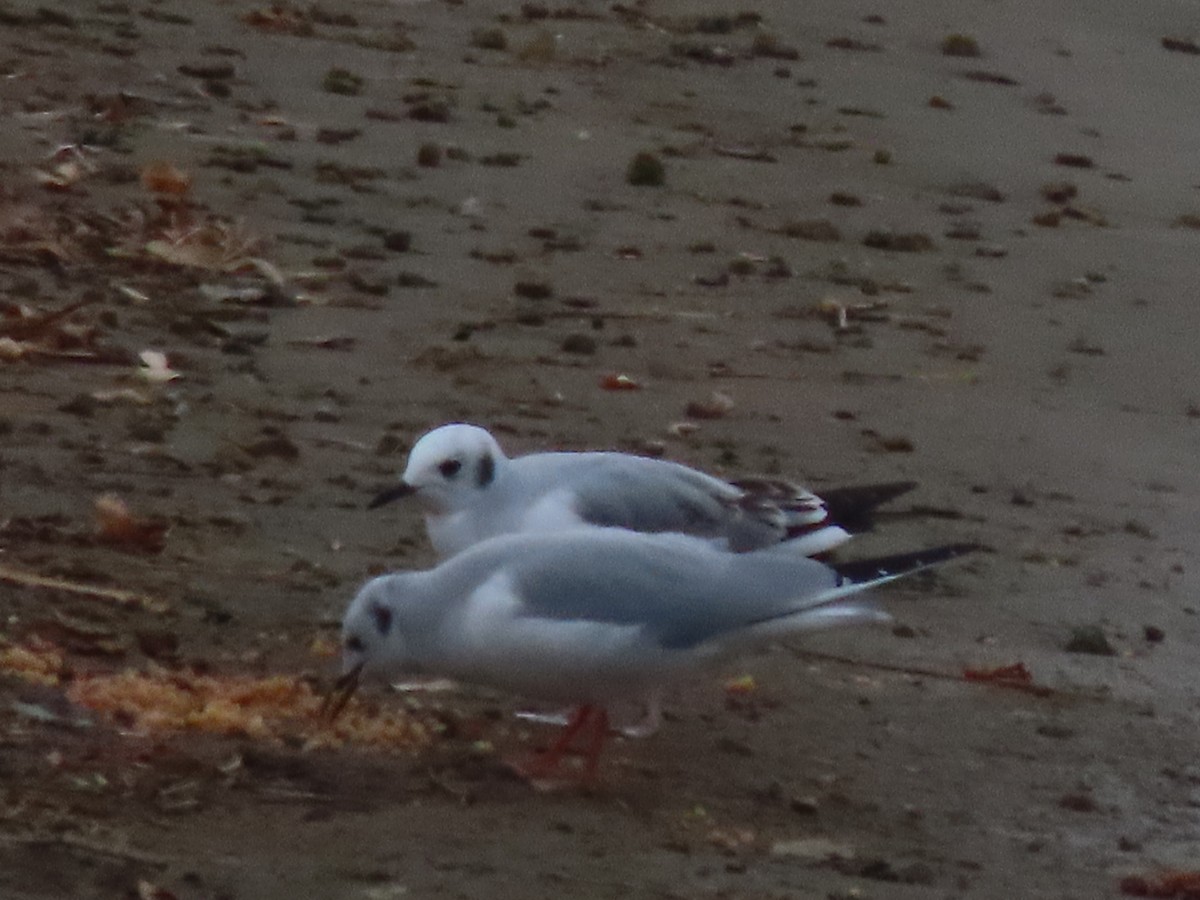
[781,219,841,241]
[1041,182,1078,204]
[863,230,934,252]
[471,27,507,50]
[560,334,597,355]
[941,34,981,57]
[242,433,301,461]
[788,795,819,815]
[1054,152,1094,169]
[59,394,98,418]
[1143,625,1165,643]
[416,143,441,167]
[1058,792,1098,813]
[382,231,412,252]
[1063,625,1116,656]
[1035,723,1075,739]
[626,151,665,187]
[514,280,553,300]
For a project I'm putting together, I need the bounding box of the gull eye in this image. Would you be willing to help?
[437,459,463,479]
[345,635,365,653]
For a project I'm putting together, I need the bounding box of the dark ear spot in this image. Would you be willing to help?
[370,602,393,636]
[477,452,496,488]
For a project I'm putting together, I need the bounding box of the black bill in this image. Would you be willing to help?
[367,481,417,510]
[319,662,364,722]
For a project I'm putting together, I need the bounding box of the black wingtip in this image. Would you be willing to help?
[819,481,920,532]
[832,541,982,584]
[367,481,417,510]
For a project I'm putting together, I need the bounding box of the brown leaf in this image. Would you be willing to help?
[685,391,735,420]
[600,373,641,391]
[137,880,180,900]
[140,161,192,197]
[94,494,171,553]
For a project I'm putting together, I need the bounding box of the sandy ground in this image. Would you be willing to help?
[2,0,1200,897]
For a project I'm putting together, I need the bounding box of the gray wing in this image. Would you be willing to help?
[506,531,842,649]
[550,454,787,551]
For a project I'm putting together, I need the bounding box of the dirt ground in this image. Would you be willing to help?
[2,1,1199,897]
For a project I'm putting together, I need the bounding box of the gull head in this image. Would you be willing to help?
[338,576,415,679]
[388,423,506,513]
[325,575,417,719]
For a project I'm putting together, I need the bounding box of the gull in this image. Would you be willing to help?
[368,423,916,559]
[326,528,978,780]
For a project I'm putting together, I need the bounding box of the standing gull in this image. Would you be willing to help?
[369,423,915,559]
[328,529,977,780]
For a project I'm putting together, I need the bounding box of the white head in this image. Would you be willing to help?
[337,575,418,681]
[371,423,507,514]
[325,575,423,719]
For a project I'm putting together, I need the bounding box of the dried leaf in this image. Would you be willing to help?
[724,675,757,695]
[94,493,171,553]
[0,336,29,360]
[600,373,641,391]
[137,880,180,900]
[962,661,1052,697]
[140,161,192,197]
[138,349,181,383]
[685,391,735,420]
[1119,870,1200,897]
[0,639,66,685]
[668,421,700,437]
[35,161,87,191]
[145,220,264,272]
[91,387,153,406]
[962,662,1033,685]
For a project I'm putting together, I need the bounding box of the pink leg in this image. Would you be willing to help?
[518,704,595,779]
[582,708,611,781]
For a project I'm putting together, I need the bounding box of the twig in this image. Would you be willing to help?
[0,831,170,866]
[791,648,1062,699]
[0,564,167,613]
[0,297,100,340]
